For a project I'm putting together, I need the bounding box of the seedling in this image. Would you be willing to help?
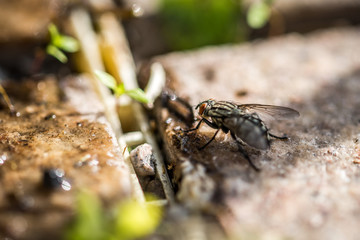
[246,0,273,29]
[94,70,149,104]
[46,23,79,63]
[65,191,162,240]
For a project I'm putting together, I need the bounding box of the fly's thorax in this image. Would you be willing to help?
[206,101,237,118]
[213,101,238,111]
[210,116,224,128]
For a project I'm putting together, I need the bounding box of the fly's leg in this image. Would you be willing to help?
[183,118,220,150]
[231,133,261,171]
[199,129,220,150]
[182,118,204,133]
[269,133,288,140]
[237,143,261,171]
[183,118,218,132]
[201,118,219,129]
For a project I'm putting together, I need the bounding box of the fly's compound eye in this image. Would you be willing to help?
[198,103,207,115]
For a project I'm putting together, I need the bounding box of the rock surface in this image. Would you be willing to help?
[0,75,131,239]
[149,27,360,239]
[130,143,156,177]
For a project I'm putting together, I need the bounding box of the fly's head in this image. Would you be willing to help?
[195,99,215,117]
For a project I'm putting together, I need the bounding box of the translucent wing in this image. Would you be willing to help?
[237,104,300,122]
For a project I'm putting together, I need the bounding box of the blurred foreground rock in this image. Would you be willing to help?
[146,27,360,240]
[0,76,131,239]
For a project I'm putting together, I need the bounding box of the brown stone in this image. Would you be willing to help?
[147,27,360,239]
[0,75,131,239]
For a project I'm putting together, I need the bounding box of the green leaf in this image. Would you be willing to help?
[48,23,79,53]
[114,198,162,239]
[47,23,79,63]
[94,70,118,91]
[65,192,163,240]
[125,88,149,103]
[247,1,271,29]
[114,84,125,96]
[46,44,68,63]
[94,70,149,103]
[48,23,60,40]
[65,191,106,240]
[54,35,80,52]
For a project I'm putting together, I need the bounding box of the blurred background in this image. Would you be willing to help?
[1,1,360,240]
[1,0,360,67]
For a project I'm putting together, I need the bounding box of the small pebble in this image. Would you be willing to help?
[130,144,156,177]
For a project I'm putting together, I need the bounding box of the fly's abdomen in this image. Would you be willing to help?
[224,115,270,150]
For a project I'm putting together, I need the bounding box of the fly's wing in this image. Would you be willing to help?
[238,104,300,122]
[223,116,270,150]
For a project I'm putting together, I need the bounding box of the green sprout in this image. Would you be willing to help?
[114,196,163,239]
[94,70,149,104]
[246,0,272,29]
[46,23,79,63]
[65,191,105,240]
[65,191,163,240]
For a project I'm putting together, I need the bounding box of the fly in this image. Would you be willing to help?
[184,99,300,171]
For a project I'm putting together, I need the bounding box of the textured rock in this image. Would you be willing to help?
[148,27,360,239]
[130,143,156,177]
[0,75,131,239]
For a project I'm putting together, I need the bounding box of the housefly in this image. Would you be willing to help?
[184,99,300,171]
